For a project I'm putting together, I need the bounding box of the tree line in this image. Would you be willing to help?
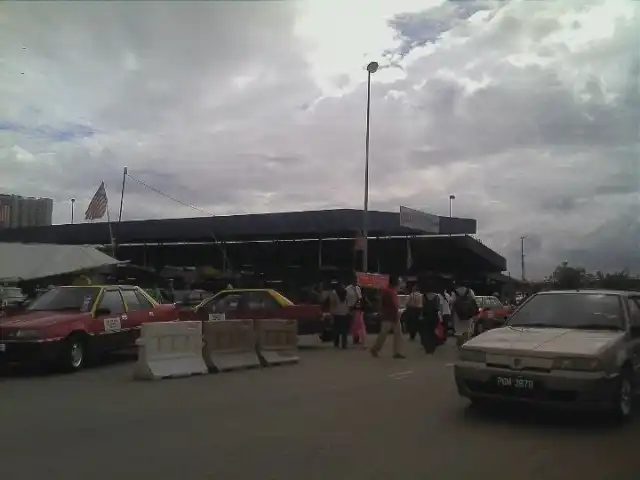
[528,262,640,292]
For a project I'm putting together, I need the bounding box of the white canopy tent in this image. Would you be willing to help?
[0,243,123,283]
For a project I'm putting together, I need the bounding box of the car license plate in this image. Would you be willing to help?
[0,343,5,352]
[496,376,534,389]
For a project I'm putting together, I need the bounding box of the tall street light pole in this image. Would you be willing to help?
[520,236,526,281]
[70,198,75,224]
[362,60,378,273]
[449,194,455,218]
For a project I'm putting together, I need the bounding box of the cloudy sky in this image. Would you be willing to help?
[1,0,638,278]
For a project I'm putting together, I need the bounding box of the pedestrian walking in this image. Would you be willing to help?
[450,282,478,335]
[440,283,453,338]
[420,280,444,354]
[329,281,350,349]
[405,283,423,340]
[346,274,366,345]
[370,275,405,359]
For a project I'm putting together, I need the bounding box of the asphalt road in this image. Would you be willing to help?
[2,337,640,480]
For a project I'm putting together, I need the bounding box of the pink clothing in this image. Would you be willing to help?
[350,311,366,340]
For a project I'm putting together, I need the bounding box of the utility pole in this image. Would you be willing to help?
[520,236,526,281]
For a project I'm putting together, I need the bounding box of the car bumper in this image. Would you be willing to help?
[454,361,618,410]
[0,339,63,365]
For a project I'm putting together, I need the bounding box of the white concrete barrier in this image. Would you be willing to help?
[254,319,299,366]
[202,319,261,372]
[134,321,208,380]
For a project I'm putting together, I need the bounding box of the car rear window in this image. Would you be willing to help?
[507,293,624,330]
[28,287,101,313]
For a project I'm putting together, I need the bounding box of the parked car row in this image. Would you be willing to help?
[0,284,328,372]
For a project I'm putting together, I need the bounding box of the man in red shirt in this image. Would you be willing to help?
[371,275,405,358]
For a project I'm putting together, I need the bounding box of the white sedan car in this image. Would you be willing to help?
[454,290,640,421]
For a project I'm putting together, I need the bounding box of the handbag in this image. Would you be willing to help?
[435,321,445,341]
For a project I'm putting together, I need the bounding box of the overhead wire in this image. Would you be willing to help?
[124,172,233,273]
[126,174,213,216]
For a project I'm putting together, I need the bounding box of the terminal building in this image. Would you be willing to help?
[0,194,53,229]
[0,207,510,294]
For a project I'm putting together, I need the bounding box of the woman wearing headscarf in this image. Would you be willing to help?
[420,278,445,354]
[329,280,351,349]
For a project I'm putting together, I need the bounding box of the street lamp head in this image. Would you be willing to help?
[71,198,75,203]
[366,61,379,74]
[449,194,455,200]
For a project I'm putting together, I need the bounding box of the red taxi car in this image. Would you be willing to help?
[181,288,325,336]
[0,285,178,371]
[473,296,513,334]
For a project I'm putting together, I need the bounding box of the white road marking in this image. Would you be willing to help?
[389,370,414,380]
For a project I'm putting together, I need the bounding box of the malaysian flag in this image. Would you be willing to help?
[85,182,108,220]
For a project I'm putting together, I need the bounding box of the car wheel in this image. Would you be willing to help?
[59,334,87,372]
[612,369,634,422]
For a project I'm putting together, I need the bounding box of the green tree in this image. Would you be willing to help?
[551,262,587,289]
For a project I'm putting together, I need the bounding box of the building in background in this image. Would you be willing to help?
[0,194,53,229]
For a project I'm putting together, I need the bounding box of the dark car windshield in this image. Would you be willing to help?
[28,287,101,313]
[507,293,624,330]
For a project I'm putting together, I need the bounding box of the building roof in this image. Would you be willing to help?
[0,208,477,244]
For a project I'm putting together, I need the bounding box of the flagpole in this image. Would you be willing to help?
[118,166,127,223]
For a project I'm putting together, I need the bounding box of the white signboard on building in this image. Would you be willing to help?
[399,206,440,234]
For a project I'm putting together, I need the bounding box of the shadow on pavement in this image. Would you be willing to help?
[460,400,636,431]
[0,350,137,380]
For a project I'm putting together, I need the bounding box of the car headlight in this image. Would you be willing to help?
[12,329,41,340]
[459,349,486,363]
[552,357,601,372]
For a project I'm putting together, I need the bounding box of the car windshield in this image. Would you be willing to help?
[507,293,624,330]
[27,287,101,313]
[398,295,409,309]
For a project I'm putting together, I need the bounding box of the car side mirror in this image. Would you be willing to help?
[94,307,111,316]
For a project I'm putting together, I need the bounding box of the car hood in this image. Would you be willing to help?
[465,326,625,356]
[0,311,83,328]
